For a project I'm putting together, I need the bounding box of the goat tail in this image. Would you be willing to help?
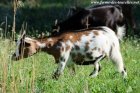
[116,24,126,40]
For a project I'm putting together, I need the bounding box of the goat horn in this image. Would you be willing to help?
[20,30,26,38]
[86,16,89,29]
[57,26,60,32]
[55,19,58,26]
[19,22,27,39]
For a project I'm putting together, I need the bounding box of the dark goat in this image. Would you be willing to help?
[52,5,126,40]
[69,0,135,35]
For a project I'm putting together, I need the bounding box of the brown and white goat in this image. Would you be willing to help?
[12,27,127,79]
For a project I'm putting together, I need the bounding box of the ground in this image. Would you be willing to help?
[0,37,140,93]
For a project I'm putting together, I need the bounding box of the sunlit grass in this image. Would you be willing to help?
[0,0,140,92]
[0,38,140,93]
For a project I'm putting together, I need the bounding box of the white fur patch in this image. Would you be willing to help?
[48,38,53,42]
[25,37,34,41]
[69,36,73,39]
[36,42,46,48]
[116,25,126,40]
[80,35,90,43]
[66,40,72,46]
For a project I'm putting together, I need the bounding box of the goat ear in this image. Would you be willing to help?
[57,26,60,32]
[22,30,26,36]
[20,30,26,40]
[52,26,60,33]
[46,42,53,48]
[85,16,89,28]
[25,42,30,47]
[24,38,32,44]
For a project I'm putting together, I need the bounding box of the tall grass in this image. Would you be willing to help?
[0,0,140,92]
[0,36,140,93]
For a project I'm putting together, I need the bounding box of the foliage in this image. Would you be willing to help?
[0,0,140,37]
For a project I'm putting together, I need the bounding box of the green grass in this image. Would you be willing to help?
[0,0,140,92]
[0,37,140,93]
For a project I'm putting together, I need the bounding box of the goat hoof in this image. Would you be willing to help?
[89,72,98,78]
[52,72,60,80]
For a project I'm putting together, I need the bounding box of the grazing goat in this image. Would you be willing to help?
[12,27,127,79]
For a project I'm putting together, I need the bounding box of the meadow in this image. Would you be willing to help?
[0,36,140,93]
[0,0,140,93]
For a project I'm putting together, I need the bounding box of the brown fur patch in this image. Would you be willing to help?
[75,45,80,50]
[90,40,93,42]
[85,42,90,51]
[33,30,94,63]
[42,44,61,63]
[72,52,85,63]
[36,30,92,49]
[61,47,64,52]
[86,52,93,59]
[66,45,70,51]
[92,47,97,51]
[57,30,91,43]
[93,31,99,36]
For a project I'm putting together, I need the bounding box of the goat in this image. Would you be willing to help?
[12,26,127,79]
[68,0,135,35]
[52,5,126,40]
